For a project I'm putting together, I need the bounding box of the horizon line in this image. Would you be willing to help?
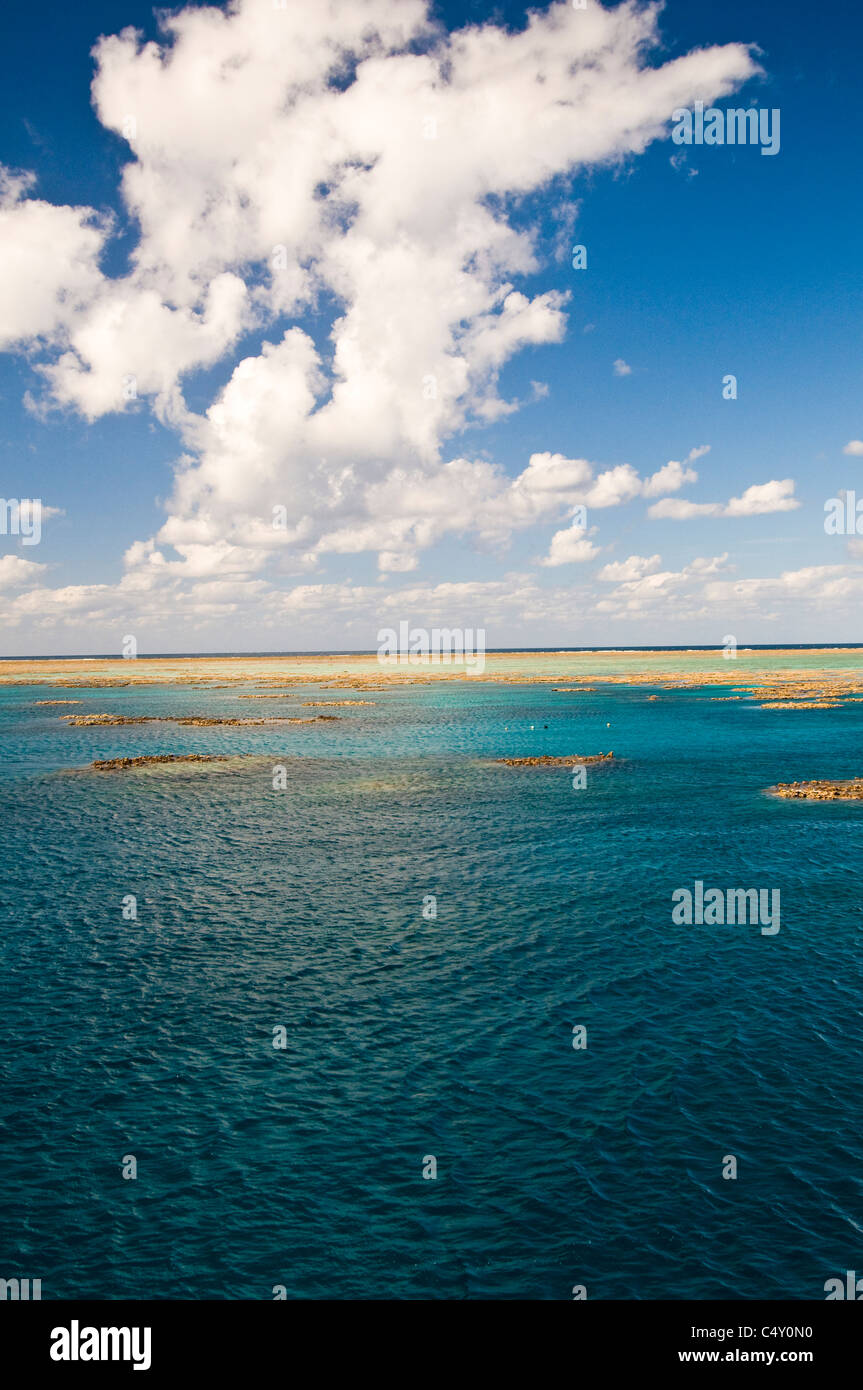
[3,643,863,661]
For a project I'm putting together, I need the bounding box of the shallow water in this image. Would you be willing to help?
[1,676,862,1299]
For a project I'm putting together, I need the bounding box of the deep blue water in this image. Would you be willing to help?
[1,680,863,1299]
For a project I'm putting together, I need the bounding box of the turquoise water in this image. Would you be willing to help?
[2,679,863,1299]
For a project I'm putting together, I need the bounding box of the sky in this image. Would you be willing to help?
[0,0,861,655]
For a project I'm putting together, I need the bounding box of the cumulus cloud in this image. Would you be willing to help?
[304,440,703,572]
[0,171,108,350]
[0,0,774,647]
[641,445,708,498]
[703,564,863,608]
[0,555,48,589]
[613,358,633,376]
[7,550,863,650]
[538,519,601,567]
[0,0,757,589]
[843,440,863,456]
[533,446,711,567]
[648,478,799,519]
[597,553,662,582]
[595,552,733,617]
[590,552,863,628]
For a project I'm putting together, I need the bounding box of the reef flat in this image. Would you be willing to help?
[3,648,863,707]
[90,754,228,771]
[60,713,340,727]
[767,779,863,800]
[495,752,615,767]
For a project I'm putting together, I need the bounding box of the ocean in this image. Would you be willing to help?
[1,666,862,1299]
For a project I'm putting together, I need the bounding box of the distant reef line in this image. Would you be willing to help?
[59,713,341,727]
[4,648,863,711]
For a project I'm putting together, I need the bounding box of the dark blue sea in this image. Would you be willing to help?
[2,677,862,1299]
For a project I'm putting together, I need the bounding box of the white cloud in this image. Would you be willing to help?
[0,0,757,585]
[8,550,863,650]
[843,440,863,456]
[0,0,769,643]
[0,555,48,589]
[704,564,863,607]
[0,171,108,351]
[642,445,708,498]
[597,554,662,582]
[539,519,601,567]
[595,552,733,617]
[534,445,711,568]
[648,478,799,519]
[613,358,633,376]
[725,480,800,516]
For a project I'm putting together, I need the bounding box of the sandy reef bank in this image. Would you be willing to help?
[495,752,615,767]
[59,713,340,726]
[3,648,863,706]
[767,779,863,801]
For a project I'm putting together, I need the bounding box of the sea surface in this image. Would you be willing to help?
[2,667,863,1299]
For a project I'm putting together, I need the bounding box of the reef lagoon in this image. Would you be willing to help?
[2,650,863,1299]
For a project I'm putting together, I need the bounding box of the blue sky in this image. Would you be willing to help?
[0,0,861,653]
